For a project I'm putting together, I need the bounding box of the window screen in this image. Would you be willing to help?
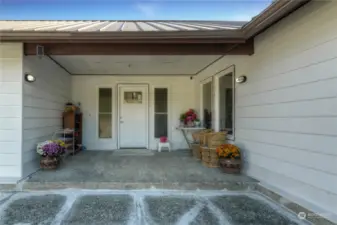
[98,88,112,138]
[202,82,212,129]
[154,88,168,138]
[219,73,233,135]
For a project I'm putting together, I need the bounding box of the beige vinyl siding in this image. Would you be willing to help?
[0,43,23,183]
[195,1,337,223]
[22,56,71,177]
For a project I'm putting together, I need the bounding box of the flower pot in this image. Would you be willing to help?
[219,158,241,174]
[187,121,195,127]
[194,121,201,127]
[40,156,60,170]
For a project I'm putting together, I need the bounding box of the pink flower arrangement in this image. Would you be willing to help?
[180,109,199,125]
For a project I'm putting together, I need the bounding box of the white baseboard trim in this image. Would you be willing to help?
[0,177,21,184]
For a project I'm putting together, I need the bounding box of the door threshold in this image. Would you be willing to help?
[113,149,154,156]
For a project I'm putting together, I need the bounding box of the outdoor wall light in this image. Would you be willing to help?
[25,73,36,83]
[235,75,247,83]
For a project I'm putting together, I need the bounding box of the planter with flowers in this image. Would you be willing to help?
[37,140,66,169]
[180,109,199,127]
[216,144,241,174]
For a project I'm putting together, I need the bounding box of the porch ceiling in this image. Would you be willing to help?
[50,55,222,75]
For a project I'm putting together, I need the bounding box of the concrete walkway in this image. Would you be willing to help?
[24,151,256,190]
[0,190,308,225]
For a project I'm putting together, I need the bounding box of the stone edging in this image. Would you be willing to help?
[251,183,335,225]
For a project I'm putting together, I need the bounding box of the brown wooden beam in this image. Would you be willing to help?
[4,37,246,44]
[24,42,254,55]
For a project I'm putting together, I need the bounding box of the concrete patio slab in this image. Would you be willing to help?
[24,151,256,190]
[0,194,66,225]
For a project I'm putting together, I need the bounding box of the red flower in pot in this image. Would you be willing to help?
[180,109,199,126]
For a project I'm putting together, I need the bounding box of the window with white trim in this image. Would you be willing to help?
[215,66,235,139]
[98,88,112,138]
[201,80,212,129]
[154,88,168,138]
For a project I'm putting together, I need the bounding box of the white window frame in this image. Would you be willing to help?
[153,85,170,140]
[214,66,235,140]
[97,86,114,140]
[199,77,213,129]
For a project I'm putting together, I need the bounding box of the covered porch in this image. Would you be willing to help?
[20,43,242,173]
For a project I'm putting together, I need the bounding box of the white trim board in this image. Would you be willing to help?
[152,85,171,144]
[96,85,116,149]
[213,66,235,140]
[199,77,213,129]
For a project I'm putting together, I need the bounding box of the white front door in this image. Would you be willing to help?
[118,84,148,148]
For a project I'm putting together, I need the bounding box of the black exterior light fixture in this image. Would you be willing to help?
[235,75,247,84]
[25,73,36,83]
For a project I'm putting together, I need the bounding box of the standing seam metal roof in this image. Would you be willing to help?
[0,20,246,32]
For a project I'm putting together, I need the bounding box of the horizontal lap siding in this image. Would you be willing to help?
[195,1,337,222]
[0,43,23,181]
[22,56,71,177]
[239,1,337,221]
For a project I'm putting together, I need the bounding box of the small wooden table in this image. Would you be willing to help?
[177,126,205,149]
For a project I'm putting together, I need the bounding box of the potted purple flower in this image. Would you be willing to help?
[38,141,65,169]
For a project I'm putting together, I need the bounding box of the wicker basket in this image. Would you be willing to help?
[203,132,227,148]
[200,146,219,168]
[202,161,219,168]
[192,131,203,143]
[191,143,201,159]
[199,129,213,146]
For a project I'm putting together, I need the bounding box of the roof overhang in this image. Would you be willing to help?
[23,41,254,55]
[0,30,246,44]
[243,0,310,38]
[0,0,310,56]
[0,0,310,43]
